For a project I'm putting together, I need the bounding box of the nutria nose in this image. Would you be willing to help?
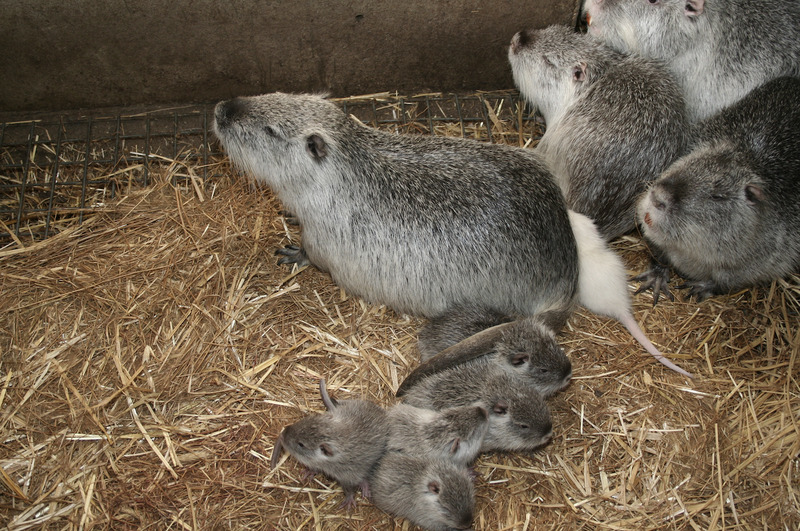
[214,97,248,129]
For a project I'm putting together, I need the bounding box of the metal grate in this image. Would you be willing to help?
[0,91,539,243]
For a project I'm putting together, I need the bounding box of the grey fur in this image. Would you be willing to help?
[508,25,688,240]
[402,363,553,453]
[386,404,489,467]
[417,306,512,360]
[406,311,571,398]
[637,77,800,300]
[270,380,389,506]
[213,92,578,323]
[370,453,475,531]
[583,0,800,122]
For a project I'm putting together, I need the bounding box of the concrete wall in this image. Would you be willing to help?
[1,1,579,113]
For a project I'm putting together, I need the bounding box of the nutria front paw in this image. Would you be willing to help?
[633,261,673,306]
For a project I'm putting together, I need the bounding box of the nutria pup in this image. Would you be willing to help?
[405,313,572,398]
[399,363,554,453]
[369,452,475,531]
[386,403,489,467]
[270,380,389,507]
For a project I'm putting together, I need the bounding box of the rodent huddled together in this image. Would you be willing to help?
[582,0,800,122]
[215,1,799,527]
[271,372,562,530]
[270,380,482,530]
[508,1,799,304]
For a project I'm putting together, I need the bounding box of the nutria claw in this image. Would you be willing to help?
[633,262,674,306]
[275,244,310,267]
[675,279,717,303]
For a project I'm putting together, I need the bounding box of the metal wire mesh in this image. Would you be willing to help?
[0,91,540,242]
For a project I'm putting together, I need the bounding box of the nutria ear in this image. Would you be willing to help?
[685,0,704,17]
[320,443,334,457]
[511,352,529,366]
[306,134,328,159]
[427,480,441,494]
[492,400,508,415]
[572,62,587,83]
[449,438,461,454]
[744,184,765,205]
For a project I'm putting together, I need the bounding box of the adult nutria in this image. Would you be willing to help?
[509,25,688,240]
[214,92,577,326]
[637,77,800,301]
[582,0,800,121]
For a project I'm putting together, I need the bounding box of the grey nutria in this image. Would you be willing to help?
[637,77,800,301]
[399,364,554,453]
[214,93,691,377]
[385,403,489,467]
[369,452,475,531]
[214,92,577,328]
[407,312,572,398]
[582,0,800,122]
[270,380,388,508]
[509,25,688,240]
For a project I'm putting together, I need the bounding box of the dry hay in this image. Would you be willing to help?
[1,93,798,530]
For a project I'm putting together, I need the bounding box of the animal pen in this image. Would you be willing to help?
[1,0,799,525]
[1,90,798,529]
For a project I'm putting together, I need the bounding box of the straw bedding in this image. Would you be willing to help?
[1,93,798,530]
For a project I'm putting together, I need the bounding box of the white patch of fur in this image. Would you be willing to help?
[568,210,630,320]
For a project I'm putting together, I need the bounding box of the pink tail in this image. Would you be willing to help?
[619,314,694,378]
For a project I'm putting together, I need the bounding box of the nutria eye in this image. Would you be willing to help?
[649,0,659,4]
[264,125,278,137]
[710,193,726,201]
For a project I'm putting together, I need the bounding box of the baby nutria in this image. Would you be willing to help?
[417,305,513,360]
[399,365,554,453]
[369,453,475,531]
[214,93,690,376]
[508,25,688,240]
[403,313,572,398]
[637,77,800,301]
[214,92,577,326]
[582,0,800,121]
[270,379,389,507]
[386,404,489,467]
